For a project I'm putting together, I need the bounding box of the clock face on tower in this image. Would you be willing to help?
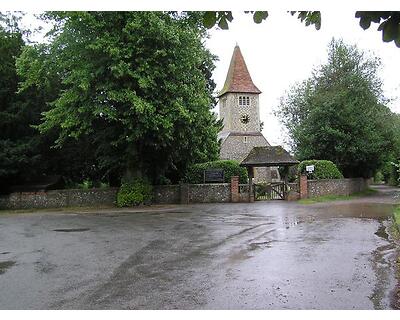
[240,114,250,124]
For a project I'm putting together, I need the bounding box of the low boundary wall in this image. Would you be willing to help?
[0,188,119,210]
[288,177,368,200]
[152,184,232,204]
[0,181,245,210]
[0,177,369,210]
[307,178,368,198]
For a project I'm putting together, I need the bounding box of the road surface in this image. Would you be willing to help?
[0,185,399,309]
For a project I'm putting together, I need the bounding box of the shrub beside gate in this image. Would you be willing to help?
[298,160,343,180]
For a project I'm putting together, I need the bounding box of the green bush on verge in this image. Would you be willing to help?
[390,161,400,186]
[373,171,384,184]
[298,160,343,180]
[117,178,153,207]
[185,160,248,184]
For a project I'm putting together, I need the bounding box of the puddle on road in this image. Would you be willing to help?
[248,240,276,251]
[311,203,395,219]
[148,211,191,216]
[0,260,16,274]
[53,228,90,232]
[282,216,315,229]
[369,220,398,309]
[227,249,252,263]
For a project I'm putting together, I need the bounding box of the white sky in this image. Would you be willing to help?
[205,11,400,147]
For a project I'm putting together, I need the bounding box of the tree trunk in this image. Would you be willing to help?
[123,143,143,182]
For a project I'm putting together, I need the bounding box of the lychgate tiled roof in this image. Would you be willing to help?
[241,146,299,167]
[218,45,261,97]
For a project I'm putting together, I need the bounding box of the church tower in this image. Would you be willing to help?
[218,45,262,135]
[218,45,279,182]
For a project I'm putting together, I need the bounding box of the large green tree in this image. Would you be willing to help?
[276,39,399,178]
[16,40,106,186]
[0,13,44,190]
[0,12,102,191]
[18,12,221,184]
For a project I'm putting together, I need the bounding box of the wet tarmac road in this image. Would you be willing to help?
[0,186,399,309]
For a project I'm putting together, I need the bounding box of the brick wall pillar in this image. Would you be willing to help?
[180,183,189,204]
[231,176,239,203]
[299,174,308,199]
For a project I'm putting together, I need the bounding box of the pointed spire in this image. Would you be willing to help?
[218,45,261,97]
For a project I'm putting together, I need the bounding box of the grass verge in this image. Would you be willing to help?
[394,206,400,232]
[391,206,400,309]
[298,188,378,204]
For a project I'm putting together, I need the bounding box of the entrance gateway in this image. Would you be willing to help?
[240,146,299,201]
[254,182,286,200]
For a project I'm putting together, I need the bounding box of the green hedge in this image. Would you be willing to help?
[298,160,343,180]
[185,160,248,184]
[381,161,398,186]
[117,178,153,207]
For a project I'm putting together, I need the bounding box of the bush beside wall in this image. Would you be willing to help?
[116,179,153,207]
[298,160,343,180]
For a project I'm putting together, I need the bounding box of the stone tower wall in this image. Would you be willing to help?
[219,93,261,133]
[220,134,270,162]
[219,134,280,183]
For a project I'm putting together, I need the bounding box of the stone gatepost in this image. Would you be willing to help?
[299,174,308,199]
[231,176,239,203]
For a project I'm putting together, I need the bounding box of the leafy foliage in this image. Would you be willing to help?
[0,12,117,192]
[203,11,233,30]
[390,161,400,186]
[381,161,399,186]
[117,179,153,207]
[298,160,343,180]
[18,12,221,185]
[185,160,248,184]
[356,11,400,47]
[290,11,321,30]
[373,171,384,184]
[276,39,398,178]
[0,16,43,190]
[202,11,320,31]
[252,11,269,24]
[200,11,400,47]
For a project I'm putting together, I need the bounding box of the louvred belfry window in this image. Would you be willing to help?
[239,96,250,106]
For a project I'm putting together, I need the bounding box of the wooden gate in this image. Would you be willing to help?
[254,182,286,200]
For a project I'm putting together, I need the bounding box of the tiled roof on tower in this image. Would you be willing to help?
[218,45,261,97]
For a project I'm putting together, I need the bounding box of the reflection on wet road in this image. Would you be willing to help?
[0,186,399,309]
